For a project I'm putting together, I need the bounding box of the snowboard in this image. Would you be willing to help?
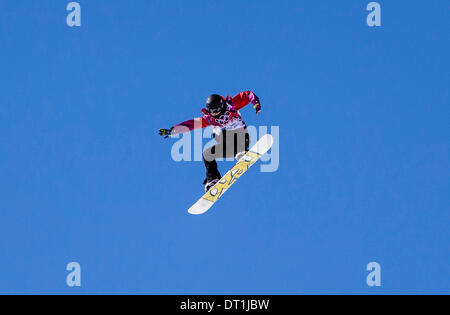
[188,134,274,215]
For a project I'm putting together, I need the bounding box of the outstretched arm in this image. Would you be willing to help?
[232,91,261,113]
[169,117,210,136]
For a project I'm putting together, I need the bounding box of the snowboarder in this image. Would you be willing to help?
[159,91,262,192]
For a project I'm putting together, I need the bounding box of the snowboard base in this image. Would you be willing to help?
[188,134,274,215]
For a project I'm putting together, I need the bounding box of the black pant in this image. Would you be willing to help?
[202,128,250,184]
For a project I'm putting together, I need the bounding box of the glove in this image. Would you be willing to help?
[159,127,174,139]
[254,102,261,114]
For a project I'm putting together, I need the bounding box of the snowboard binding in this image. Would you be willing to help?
[204,179,219,193]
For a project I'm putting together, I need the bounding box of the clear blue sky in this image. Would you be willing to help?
[0,1,448,294]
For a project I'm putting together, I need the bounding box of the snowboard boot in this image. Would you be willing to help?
[204,179,219,193]
[235,151,247,161]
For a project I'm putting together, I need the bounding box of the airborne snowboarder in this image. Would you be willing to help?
[159,91,262,192]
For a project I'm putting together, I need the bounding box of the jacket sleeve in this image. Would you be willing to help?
[171,117,210,135]
[232,91,261,110]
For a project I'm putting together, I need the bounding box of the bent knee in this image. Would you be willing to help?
[203,150,216,163]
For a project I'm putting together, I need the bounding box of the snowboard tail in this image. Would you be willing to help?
[188,134,274,215]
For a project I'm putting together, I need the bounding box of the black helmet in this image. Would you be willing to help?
[206,94,226,115]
